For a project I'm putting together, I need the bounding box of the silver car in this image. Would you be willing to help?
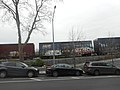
[83,61,120,76]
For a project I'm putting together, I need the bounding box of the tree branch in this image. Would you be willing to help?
[1,1,16,20]
[24,0,44,44]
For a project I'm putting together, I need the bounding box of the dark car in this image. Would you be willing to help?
[0,61,39,78]
[83,61,120,76]
[46,64,83,77]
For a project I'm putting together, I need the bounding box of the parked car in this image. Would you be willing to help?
[46,64,83,77]
[0,61,39,78]
[83,61,120,76]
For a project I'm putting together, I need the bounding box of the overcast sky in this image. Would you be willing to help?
[0,0,120,49]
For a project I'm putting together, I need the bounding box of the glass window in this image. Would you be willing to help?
[65,64,72,68]
[60,64,66,68]
[6,62,16,67]
[16,62,27,67]
[52,64,72,69]
[106,63,113,67]
[92,63,99,66]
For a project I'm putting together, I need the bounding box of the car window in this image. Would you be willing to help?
[56,65,60,68]
[1,62,7,66]
[65,64,72,69]
[106,63,113,67]
[6,62,16,67]
[100,63,107,66]
[60,64,66,68]
[16,62,25,67]
[60,64,72,69]
[51,64,59,68]
[21,62,28,67]
[0,62,7,66]
[97,63,107,66]
[91,63,99,66]
[52,64,72,69]
[54,64,65,68]
[92,62,107,66]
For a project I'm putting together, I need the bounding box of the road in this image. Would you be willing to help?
[0,75,120,90]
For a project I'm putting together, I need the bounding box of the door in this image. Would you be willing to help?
[100,63,116,74]
[105,64,116,74]
[6,62,27,76]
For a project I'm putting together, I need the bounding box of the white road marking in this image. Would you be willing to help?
[0,75,120,84]
[71,77,81,79]
[74,75,120,80]
[12,78,30,80]
[30,78,43,81]
[0,80,35,84]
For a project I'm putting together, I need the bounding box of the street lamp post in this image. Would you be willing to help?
[52,6,56,64]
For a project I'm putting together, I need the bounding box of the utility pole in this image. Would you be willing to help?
[52,6,56,64]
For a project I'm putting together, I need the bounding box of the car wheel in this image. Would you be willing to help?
[0,71,7,78]
[27,71,34,78]
[94,70,100,76]
[75,71,81,76]
[52,71,58,77]
[115,70,120,75]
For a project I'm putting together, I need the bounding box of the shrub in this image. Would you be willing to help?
[30,59,44,67]
[35,59,44,67]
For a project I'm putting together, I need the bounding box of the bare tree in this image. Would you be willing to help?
[69,26,85,41]
[68,26,85,68]
[0,0,61,60]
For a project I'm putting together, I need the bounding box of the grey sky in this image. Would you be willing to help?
[0,0,120,49]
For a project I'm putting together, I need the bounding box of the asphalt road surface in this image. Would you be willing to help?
[0,75,120,90]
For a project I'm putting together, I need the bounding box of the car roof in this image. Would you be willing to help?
[0,61,25,65]
[85,61,109,63]
[52,64,70,66]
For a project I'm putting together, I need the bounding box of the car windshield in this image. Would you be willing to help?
[20,62,28,67]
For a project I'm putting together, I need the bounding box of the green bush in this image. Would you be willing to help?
[35,59,44,67]
[30,59,44,67]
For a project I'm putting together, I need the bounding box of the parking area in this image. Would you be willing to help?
[1,58,120,83]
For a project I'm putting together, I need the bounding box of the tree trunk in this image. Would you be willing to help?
[72,42,76,69]
[18,43,24,61]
